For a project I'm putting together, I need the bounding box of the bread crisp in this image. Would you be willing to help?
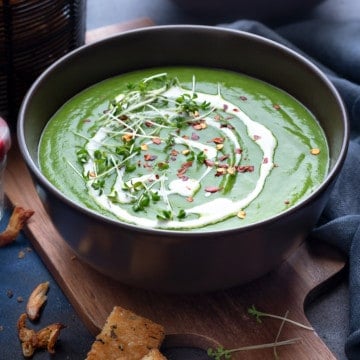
[140,348,167,360]
[86,306,165,360]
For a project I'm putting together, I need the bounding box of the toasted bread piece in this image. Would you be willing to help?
[86,306,165,360]
[141,348,167,360]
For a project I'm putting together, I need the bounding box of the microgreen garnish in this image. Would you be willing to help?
[76,148,89,164]
[207,305,311,360]
[247,305,313,330]
[177,209,187,219]
[77,71,269,228]
[175,93,210,115]
[207,338,301,360]
[157,209,173,221]
[91,179,105,194]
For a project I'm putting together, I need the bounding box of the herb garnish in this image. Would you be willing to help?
[73,71,276,229]
[207,305,312,359]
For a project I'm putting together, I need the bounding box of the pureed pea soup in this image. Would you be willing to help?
[39,67,329,231]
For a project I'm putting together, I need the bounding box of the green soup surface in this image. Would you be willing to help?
[39,67,329,231]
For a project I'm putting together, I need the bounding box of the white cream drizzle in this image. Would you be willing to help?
[84,83,277,229]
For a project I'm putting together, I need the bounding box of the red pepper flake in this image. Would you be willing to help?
[204,159,215,167]
[152,137,162,145]
[191,133,200,141]
[263,157,268,164]
[122,133,133,142]
[233,108,240,112]
[235,148,243,154]
[210,137,224,144]
[82,118,91,123]
[284,200,290,205]
[186,197,194,202]
[235,165,254,173]
[205,186,222,193]
[240,96,248,101]
[192,120,207,130]
[219,154,229,161]
[182,135,189,140]
[177,161,193,178]
[119,114,129,120]
[181,175,189,181]
[215,168,227,177]
[145,121,154,127]
[214,114,221,121]
[273,104,281,110]
[253,135,261,141]
[170,149,179,156]
[310,148,321,155]
[144,154,157,161]
[223,104,229,111]
[217,163,229,169]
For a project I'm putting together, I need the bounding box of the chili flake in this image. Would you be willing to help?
[310,148,321,155]
[240,96,248,101]
[219,154,229,161]
[215,168,227,176]
[152,137,162,145]
[253,135,261,141]
[191,133,200,141]
[122,133,133,142]
[236,165,254,173]
[144,154,157,161]
[273,104,281,110]
[263,157,269,164]
[192,120,207,130]
[205,186,222,193]
[211,137,224,144]
[177,161,193,178]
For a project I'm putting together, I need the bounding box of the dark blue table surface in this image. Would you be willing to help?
[1,0,359,358]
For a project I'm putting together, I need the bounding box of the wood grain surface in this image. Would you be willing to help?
[4,19,346,359]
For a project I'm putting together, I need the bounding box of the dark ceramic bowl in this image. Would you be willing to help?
[18,25,348,293]
[169,0,324,22]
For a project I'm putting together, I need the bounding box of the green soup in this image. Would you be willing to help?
[39,67,329,231]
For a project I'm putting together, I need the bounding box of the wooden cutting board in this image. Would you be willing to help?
[4,19,346,359]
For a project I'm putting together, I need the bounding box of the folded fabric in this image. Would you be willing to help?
[222,19,360,359]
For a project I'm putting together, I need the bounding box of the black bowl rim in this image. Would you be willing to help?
[17,24,350,238]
